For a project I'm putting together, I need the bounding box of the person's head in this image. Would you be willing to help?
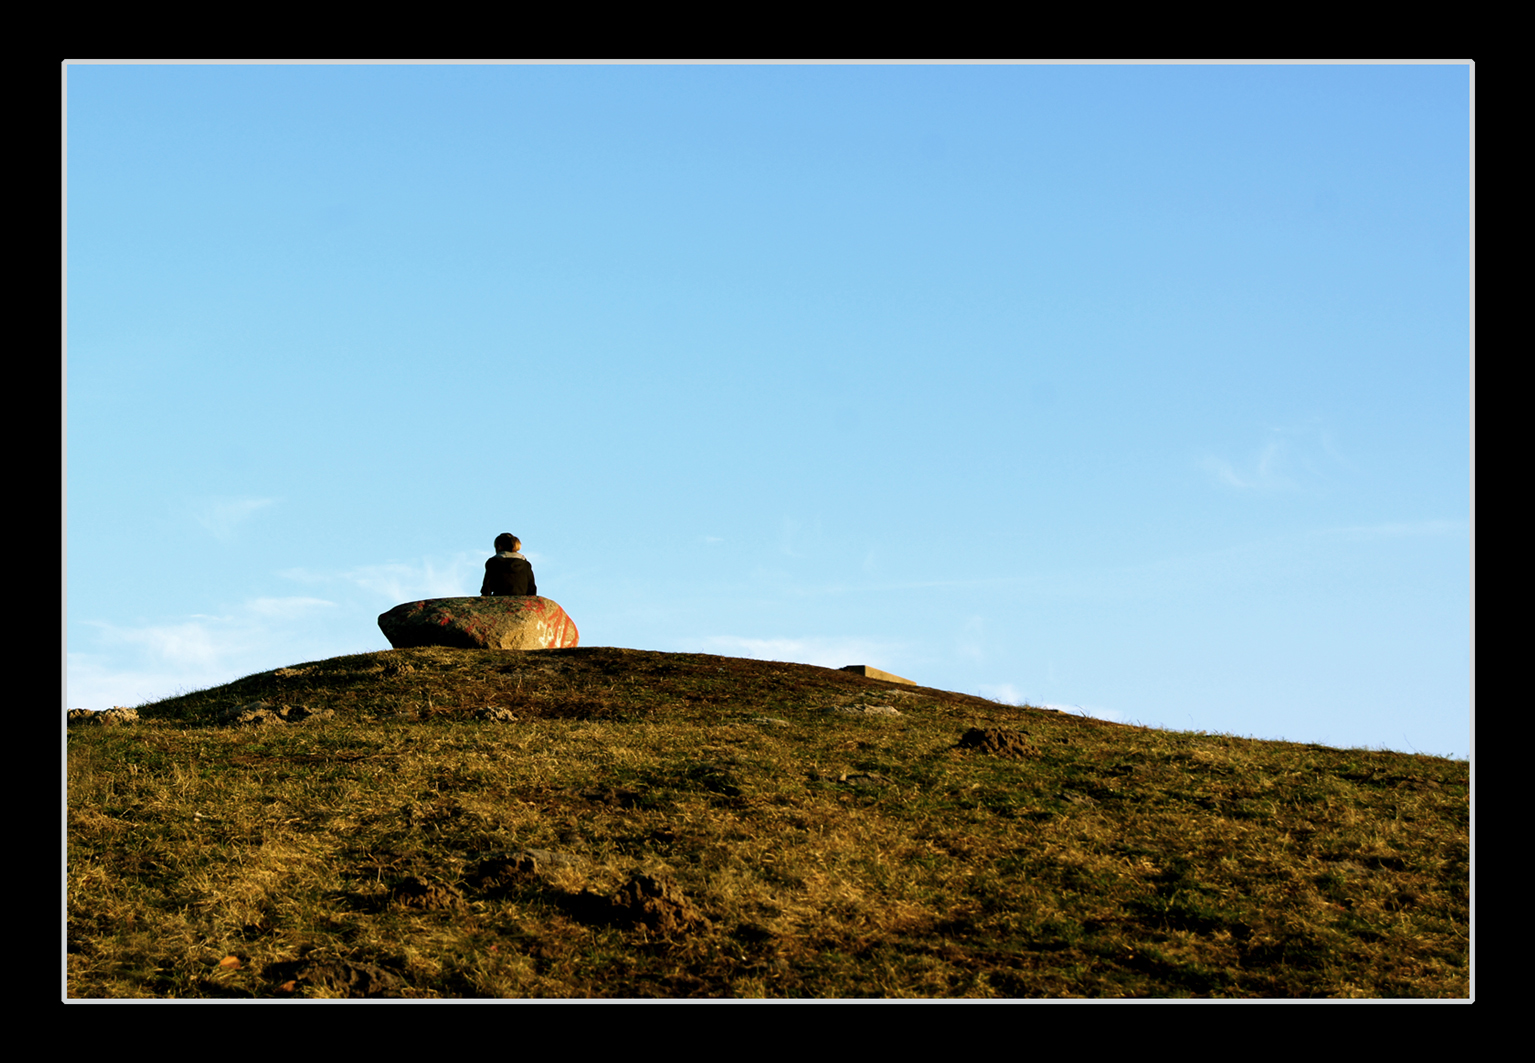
[494,533,521,553]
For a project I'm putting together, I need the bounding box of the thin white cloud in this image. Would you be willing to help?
[70,594,375,711]
[1203,456,1256,489]
[735,514,1462,608]
[82,597,335,673]
[699,635,902,670]
[333,553,484,603]
[961,684,1128,721]
[1318,519,1469,540]
[190,496,276,541]
[90,616,233,672]
[73,610,279,709]
[1202,442,1295,491]
[1202,421,1346,493]
[955,616,986,661]
[274,567,331,584]
[1042,702,1130,723]
[247,596,336,618]
[976,682,1028,705]
[779,517,824,559]
[66,653,212,712]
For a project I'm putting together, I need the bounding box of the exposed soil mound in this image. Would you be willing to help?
[467,849,587,894]
[266,958,405,998]
[957,726,1037,758]
[389,875,466,912]
[574,873,707,934]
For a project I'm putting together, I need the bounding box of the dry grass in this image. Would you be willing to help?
[67,646,1471,998]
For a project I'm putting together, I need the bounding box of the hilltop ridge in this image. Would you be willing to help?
[68,646,1470,998]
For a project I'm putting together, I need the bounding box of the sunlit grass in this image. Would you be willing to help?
[67,646,1469,998]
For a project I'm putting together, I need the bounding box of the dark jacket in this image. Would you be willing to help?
[481,551,537,596]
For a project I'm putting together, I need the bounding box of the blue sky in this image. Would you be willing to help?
[64,62,1472,758]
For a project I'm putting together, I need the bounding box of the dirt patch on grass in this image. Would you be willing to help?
[957,727,1037,758]
[571,872,709,934]
[266,957,407,998]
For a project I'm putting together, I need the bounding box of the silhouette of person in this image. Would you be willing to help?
[480,533,537,596]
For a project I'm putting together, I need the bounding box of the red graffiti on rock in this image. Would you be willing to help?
[378,597,580,651]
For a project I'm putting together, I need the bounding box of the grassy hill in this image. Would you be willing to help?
[66,646,1471,998]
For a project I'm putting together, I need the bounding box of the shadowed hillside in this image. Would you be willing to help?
[66,646,1471,998]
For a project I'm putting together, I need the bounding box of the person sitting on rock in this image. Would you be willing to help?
[480,533,538,596]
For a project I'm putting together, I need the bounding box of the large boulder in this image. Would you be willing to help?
[377,596,580,651]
